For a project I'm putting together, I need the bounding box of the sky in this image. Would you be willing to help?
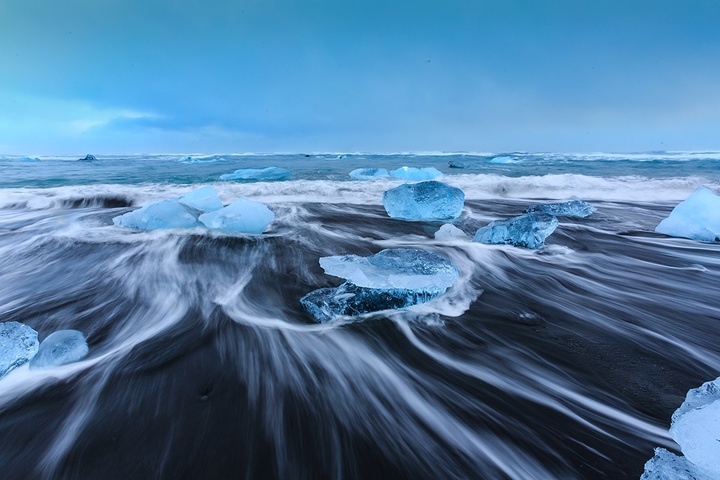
[1,0,719,155]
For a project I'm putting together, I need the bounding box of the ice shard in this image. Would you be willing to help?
[30,330,89,369]
[390,166,443,180]
[219,167,292,182]
[198,198,275,234]
[349,168,390,180]
[113,199,201,230]
[526,199,595,218]
[472,213,558,249]
[0,322,39,378]
[383,181,464,220]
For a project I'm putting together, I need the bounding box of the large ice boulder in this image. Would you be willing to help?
[198,198,274,234]
[349,168,390,180]
[390,166,443,181]
[219,167,291,182]
[30,330,89,369]
[301,248,459,323]
[641,377,720,479]
[383,181,464,220]
[655,187,720,242]
[0,322,39,378]
[178,186,224,213]
[113,199,201,230]
[526,199,595,218]
[473,213,558,249]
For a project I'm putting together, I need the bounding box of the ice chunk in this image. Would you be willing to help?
[434,224,468,240]
[77,154,97,162]
[0,322,39,378]
[198,197,274,234]
[640,448,714,480]
[319,248,459,290]
[669,377,720,476]
[489,156,518,164]
[349,168,390,180]
[20,156,40,162]
[448,161,468,169]
[113,199,201,230]
[178,186,224,213]
[390,166,443,180]
[473,213,558,249]
[526,199,595,218]
[383,181,464,220]
[655,186,720,242]
[219,167,291,182]
[30,330,89,369]
[301,248,459,323]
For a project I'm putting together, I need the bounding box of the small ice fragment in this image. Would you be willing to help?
[113,199,201,230]
[640,448,714,480]
[301,248,459,323]
[178,186,224,213]
[526,199,595,218]
[473,213,558,249]
[219,167,291,182]
[349,168,390,180]
[390,166,443,180]
[655,186,720,242]
[489,156,517,164]
[434,224,468,240]
[448,161,468,169]
[30,330,89,369]
[77,154,97,162]
[0,321,39,378]
[198,197,274,234]
[383,181,464,220]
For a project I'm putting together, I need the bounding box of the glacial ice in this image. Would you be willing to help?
[20,156,40,162]
[383,181,465,220]
[448,161,468,169]
[349,168,390,180]
[219,167,292,182]
[526,199,595,218]
[472,213,558,249]
[301,248,459,323]
[78,154,97,162]
[655,186,720,242]
[30,330,89,369]
[198,198,275,234]
[390,166,443,180]
[489,156,517,164]
[434,224,468,240]
[0,322,39,378]
[113,199,201,230]
[178,186,224,213]
[641,377,720,479]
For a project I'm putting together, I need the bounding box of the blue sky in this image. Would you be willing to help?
[1,0,719,154]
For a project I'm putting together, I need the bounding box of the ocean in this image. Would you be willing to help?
[0,152,719,479]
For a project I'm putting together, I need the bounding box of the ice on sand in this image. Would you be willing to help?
[301,248,459,323]
[655,186,720,242]
[198,198,275,234]
[178,186,224,213]
[473,213,558,249]
[383,181,464,220]
[219,167,292,182]
[30,330,89,369]
[0,322,39,378]
[349,168,390,180]
[641,377,720,479]
[526,199,595,218]
[390,166,443,180]
[113,199,202,230]
[434,224,468,240]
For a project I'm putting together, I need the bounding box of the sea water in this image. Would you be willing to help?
[0,151,719,479]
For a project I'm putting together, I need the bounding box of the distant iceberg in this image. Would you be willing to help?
[390,166,443,181]
[20,156,41,162]
[30,330,89,369]
[526,199,596,218]
[473,213,558,249]
[383,181,464,220]
[655,186,720,242]
[448,161,468,169]
[488,156,518,164]
[77,154,97,162]
[198,198,275,234]
[301,248,459,323]
[349,168,390,180]
[641,377,720,479]
[0,322,39,378]
[220,167,291,182]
